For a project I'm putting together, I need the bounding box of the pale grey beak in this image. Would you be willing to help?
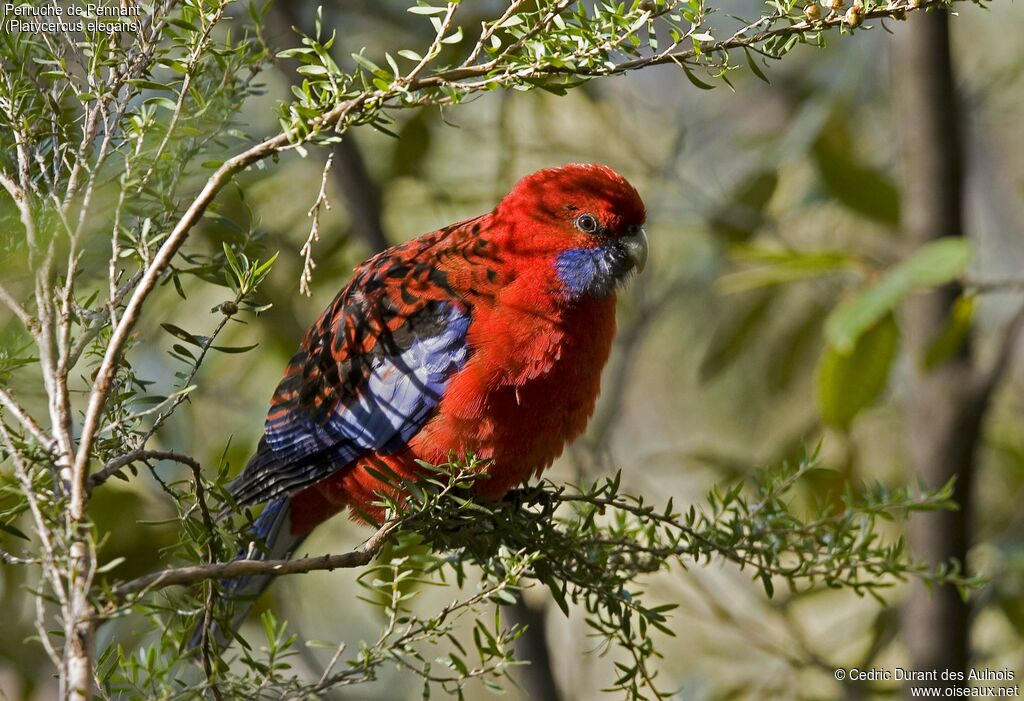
[621,226,649,273]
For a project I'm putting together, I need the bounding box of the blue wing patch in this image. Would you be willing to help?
[230,302,470,506]
[326,314,470,454]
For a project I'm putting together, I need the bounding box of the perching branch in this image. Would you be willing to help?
[105,520,399,604]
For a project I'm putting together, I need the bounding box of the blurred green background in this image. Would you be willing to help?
[2,1,1023,698]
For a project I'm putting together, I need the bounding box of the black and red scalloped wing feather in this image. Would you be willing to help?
[228,222,491,506]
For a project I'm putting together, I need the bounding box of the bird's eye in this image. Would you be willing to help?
[574,213,600,234]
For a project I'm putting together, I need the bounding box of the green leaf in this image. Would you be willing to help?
[278,47,315,60]
[816,314,899,430]
[0,521,29,540]
[535,562,570,616]
[708,171,777,243]
[296,65,329,76]
[222,242,244,283]
[681,64,716,90]
[718,246,858,294]
[211,343,258,354]
[490,589,517,605]
[166,16,199,31]
[812,114,901,226]
[440,27,464,45]
[765,303,827,392]
[391,109,433,178]
[129,80,173,92]
[922,294,975,371]
[96,557,126,574]
[699,290,777,382]
[144,96,178,111]
[899,238,974,287]
[171,343,196,361]
[160,323,202,347]
[407,5,448,15]
[253,252,280,277]
[744,48,771,84]
[825,239,972,352]
[351,52,382,75]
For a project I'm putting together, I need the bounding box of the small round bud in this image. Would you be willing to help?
[845,2,863,26]
[638,0,657,12]
[804,3,823,20]
[219,300,239,316]
[828,0,845,12]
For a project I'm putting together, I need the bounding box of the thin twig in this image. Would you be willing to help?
[65,270,143,370]
[0,421,68,611]
[975,300,1024,400]
[35,573,63,668]
[0,546,37,565]
[963,276,1024,294]
[88,449,203,491]
[402,2,461,85]
[299,151,334,296]
[0,282,32,328]
[0,388,53,448]
[104,520,398,604]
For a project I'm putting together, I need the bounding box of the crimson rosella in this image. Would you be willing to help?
[215,163,648,634]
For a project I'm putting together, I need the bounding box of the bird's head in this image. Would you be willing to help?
[495,163,648,300]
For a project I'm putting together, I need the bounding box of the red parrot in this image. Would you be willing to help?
[215,163,647,632]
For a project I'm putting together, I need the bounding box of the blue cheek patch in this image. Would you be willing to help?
[555,245,624,299]
[555,247,603,296]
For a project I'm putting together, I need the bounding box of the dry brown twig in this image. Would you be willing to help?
[300,151,335,296]
[104,519,399,606]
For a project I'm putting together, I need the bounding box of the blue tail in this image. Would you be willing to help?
[189,497,307,650]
